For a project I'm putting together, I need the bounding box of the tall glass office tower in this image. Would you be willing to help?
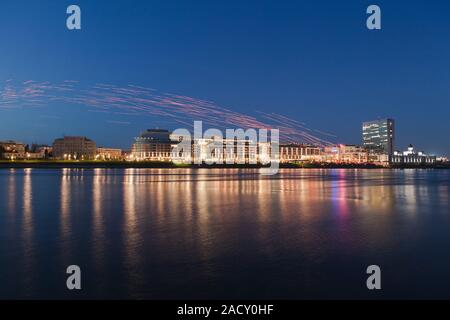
[362,119,395,155]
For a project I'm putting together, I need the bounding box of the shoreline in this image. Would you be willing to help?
[0,161,448,170]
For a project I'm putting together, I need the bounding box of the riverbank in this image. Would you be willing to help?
[1,160,448,169]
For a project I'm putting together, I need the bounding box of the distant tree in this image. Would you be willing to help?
[25,144,30,153]
[0,146,4,159]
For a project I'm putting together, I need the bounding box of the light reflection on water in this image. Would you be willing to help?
[0,168,449,299]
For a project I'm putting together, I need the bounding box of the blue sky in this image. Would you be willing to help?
[0,0,449,155]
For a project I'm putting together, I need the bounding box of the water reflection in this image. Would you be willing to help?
[1,168,450,299]
[92,168,106,274]
[7,169,16,217]
[22,169,33,235]
[21,168,35,294]
[60,168,72,265]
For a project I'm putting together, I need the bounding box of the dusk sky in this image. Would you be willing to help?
[1,0,449,155]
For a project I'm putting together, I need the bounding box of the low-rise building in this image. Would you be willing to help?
[0,141,26,160]
[191,137,259,164]
[323,144,369,163]
[24,152,45,160]
[131,129,172,161]
[368,152,390,166]
[280,144,322,163]
[37,146,52,159]
[52,136,96,160]
[96,147,123,160]
[390,144,436,165]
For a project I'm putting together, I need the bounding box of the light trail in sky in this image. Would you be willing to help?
[0,80,336,146]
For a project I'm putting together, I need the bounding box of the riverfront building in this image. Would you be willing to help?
[0,140,26,160]
[52,136,97,160]
[191,137,260,164]
[323,144,369,163]
[133,130,275,164]
[170,134,266,164]
[97,147,123,160]
[362,119,395,155]
[279,144,322,163]
[390,144,436,165]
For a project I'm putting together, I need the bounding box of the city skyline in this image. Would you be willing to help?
[1,117,444,167]
[0,116,444,159]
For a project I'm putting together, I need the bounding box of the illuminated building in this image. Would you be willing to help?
[131,129,172,161]
[362,118,395,155]
[323,144,369,163]
[37,146,52,159]
[169,133,273,164]
[192,137,259,164]
[96,147,123,160]
[367,152,390,166]
[52,136,97,160]
[0,140,26,160]
[280,144,322,163]
[390,144,436,165]
[132,129,262,163]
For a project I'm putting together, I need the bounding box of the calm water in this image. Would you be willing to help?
[0,168,449,299]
